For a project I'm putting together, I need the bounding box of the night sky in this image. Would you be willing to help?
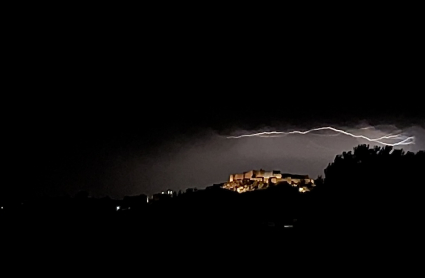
[4,15,424,200]
[6,89,423,200]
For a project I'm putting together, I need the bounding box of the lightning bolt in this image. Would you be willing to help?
[226,126,415,147]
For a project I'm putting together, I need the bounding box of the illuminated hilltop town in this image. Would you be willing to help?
[221,169,315,193]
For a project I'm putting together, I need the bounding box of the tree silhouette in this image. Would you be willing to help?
[312,144,425,231]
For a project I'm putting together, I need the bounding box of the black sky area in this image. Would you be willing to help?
[3,10,424,200]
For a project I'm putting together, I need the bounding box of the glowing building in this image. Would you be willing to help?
[223,169,315,193]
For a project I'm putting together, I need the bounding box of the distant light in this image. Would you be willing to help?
[161,191,165,194]
[284,225,293,228]
[1,207,3,210]
[116,206,120,211]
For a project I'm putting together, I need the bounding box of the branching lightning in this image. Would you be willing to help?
[227,126,415,146]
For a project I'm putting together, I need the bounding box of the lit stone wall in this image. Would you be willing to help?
[225,170,315,193]
[244,170,253,179]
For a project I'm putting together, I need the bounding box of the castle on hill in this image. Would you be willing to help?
[222,169,315,193]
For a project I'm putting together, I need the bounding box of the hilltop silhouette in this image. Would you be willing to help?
[1,144,424,269]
